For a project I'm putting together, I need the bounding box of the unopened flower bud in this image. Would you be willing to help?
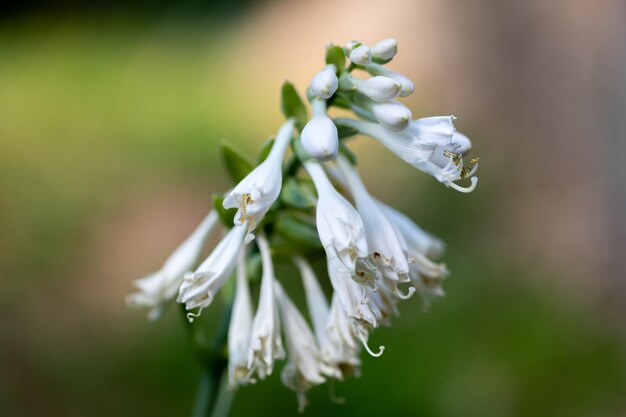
[309,64,338,99]
[301,114,339,161]
[371,38,397,61]
[365,63,414,97]
[370,101,412,131]
[356,76,401,102]
[343,40,360,55]
[349,45,372,65]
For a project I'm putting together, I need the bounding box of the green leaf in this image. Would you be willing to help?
[337,124,359,140]
[339,142,358,165]
[274,213,322,250]
[221,141,253,183]
[257,136,275,164]
[281,178,317,210]
[280,81,308,129]
[213,194,237,227]
[326,45,346,74]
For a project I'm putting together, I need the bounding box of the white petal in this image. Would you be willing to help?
[228,249,254,388]
[177,224,247,315]
[126,210,219,320]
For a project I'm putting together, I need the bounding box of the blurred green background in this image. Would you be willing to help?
[1,1,625,416]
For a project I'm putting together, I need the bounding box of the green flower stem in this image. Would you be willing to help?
[182,301,234,417]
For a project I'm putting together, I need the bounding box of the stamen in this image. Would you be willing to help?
[358,333,385,357]
[186,306,204,323]
[396,286,416,300]
[447,176,478,193]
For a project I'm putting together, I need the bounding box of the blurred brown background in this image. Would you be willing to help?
[1,1,625,416]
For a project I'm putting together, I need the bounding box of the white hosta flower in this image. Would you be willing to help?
[127,210,220,320]
[294,257,346,378]
[337,156,413,292]
[326,295,361,376]
[228,249,253,388]
[223,119,295,233]
[326,254,379,337]
[177,224,247,318]
[377,200,446,259]
[300,99,338,161]
[349,44,372,65]
[371,38,398,61]
[309,64,338,99]
[335,116,479,192]
[247,233,285,379]
[275,282,335,412]
[364,62,414,97]
[304,160,368,271]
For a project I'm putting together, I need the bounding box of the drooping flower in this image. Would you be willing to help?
[177,224,247,319]
[376,200,446,259]
[376,200,449,309]
[295,257,361,376]
[301,99,339,161]
[223,119,295,233]
[304,160,368,271]
[247,233,285,379]
[325,254,385,358]
[126,210,220,320]
[335,116,479,192]
[325,294,361,376]
[309,64,338,99]
[227,249,254,388]
[275,281,336,412]
[336,156,413,293]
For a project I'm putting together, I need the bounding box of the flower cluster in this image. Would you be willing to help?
[127,38,478,411]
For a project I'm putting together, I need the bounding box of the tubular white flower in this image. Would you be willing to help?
[126,210,220,320]
[349,44,372,65]
[275,281,336,412]
[300,99,338,161]
[325,295,361,376]
[247,233,285,379]
[326,254,378,329]
[294,257,350,378]
[223,119,295,233]
[177,224,247,319]
[228,249,254,388]
[355,76,401,102]
[364,62,414,97]
[309,64,338,99]
[376,200,446,259]
[304,160,368,271]
[337,156,412,292]
[335,116,479,192]
[371,38,398,61]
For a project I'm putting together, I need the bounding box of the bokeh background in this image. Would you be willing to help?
[1,1,625,416]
